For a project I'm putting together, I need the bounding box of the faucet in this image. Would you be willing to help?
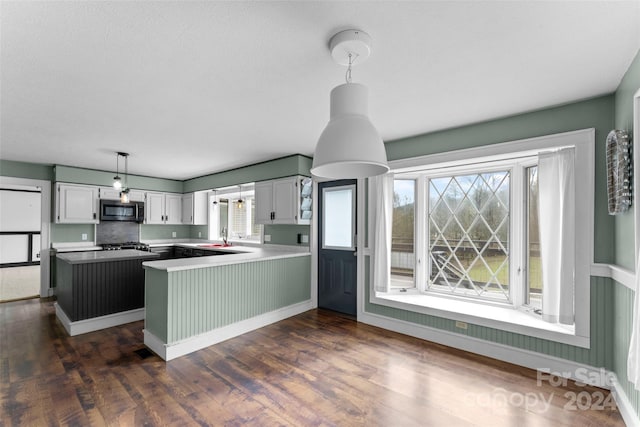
[221,227,228,245]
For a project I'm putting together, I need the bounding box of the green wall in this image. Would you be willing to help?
[2,159,309,246]
[0,159,53,181]
[54,165,183,193]
[264,224,310,247]
[386,94,615,264]
[140,224,192,240]
[50,224,95,243]
[614,49,640,271]
[183,154,312,193]
[611,49,640,419]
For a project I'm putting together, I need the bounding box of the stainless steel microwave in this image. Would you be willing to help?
[99,200,144,223]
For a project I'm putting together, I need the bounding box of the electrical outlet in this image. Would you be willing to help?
[455,321,468,330]
[198,232,202,238]
[301,235,309,243]
[81,233,87,241]
[264,234,271,242]
[172,231,177,238]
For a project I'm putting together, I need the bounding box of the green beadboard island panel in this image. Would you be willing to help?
[145,268,170,343]
[144,255,311,360]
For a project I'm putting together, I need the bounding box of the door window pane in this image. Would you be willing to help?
[323,187,354,249]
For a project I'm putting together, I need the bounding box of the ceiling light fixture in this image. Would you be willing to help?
[236,185,244,209]
[113,153,122,189]
[311,29,389,179]
[118,152,130,203]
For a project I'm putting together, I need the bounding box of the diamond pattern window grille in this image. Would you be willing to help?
[427,171,510,301]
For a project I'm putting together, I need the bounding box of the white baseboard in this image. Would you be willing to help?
[54,303,144,336]
[610,376,640,427]
[144,299,314,361]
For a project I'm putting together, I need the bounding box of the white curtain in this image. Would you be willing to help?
[370,173,394,293]
[628,254,640,390]
[538,147,575,324]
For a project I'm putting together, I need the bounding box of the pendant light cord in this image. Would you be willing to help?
[345,52,359,84]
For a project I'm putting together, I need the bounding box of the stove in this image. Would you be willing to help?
[101,242,150,251]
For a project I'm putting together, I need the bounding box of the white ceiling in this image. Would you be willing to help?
[1,1,639,181]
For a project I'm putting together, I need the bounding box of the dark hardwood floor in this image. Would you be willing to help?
[0,299,624,426]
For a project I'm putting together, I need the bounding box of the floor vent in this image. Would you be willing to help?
[134,348,154,359]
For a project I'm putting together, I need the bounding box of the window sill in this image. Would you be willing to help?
[371,290,589,348]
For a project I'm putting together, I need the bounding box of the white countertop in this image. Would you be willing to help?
[143,245,310,272]
[52,242,102,252]
[57,249,161,264]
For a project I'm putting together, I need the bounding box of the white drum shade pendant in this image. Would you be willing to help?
[311,29,389,179]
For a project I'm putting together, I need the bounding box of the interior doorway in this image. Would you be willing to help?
[0,187,42,302]
[0,176,51,301]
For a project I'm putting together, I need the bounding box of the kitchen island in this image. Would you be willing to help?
[55,249,160,336]
[142,245,311,361]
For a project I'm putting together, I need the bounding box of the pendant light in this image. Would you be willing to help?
[113,152,122,189]
[236,185,244,209]
[119,152,130,203]
[311,29,389,179]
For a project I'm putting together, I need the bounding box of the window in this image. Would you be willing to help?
[209,184,262,243]
[428,170,511,301]
[393,160,533,305]
[391,180,415,288]
[369,129,594,347]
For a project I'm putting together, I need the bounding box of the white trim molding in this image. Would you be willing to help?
[591,263,635,290]
[54,303,144,336]
[610,375,640,427]
[144,299,313,361]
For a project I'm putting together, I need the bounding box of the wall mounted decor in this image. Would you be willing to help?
[606,129,632,214]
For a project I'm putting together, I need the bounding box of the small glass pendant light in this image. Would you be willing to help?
[113,153,122,189]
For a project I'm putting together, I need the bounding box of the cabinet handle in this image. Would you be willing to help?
[93,213,96,220]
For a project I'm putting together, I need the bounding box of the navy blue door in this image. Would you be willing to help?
[318,180,357,316]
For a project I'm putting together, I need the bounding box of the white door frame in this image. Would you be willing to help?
[0,176,52,297]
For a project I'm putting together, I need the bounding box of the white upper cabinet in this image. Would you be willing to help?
[145,192,182,225]
[165,194,182,225]
[182,191,208,225]
[255,180,275,224]
[255,176,311,225]
[98,187,145,202]
[55,183,99,224]
[145,192,166,224]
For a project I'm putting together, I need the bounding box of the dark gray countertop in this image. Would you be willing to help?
[57,249,160,264]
